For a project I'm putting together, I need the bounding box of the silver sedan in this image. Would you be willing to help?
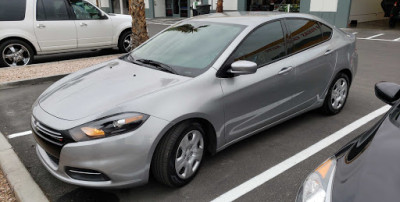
[31,12,357,188]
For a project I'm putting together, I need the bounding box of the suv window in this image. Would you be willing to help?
[0,0,26,21]
[70,0,103,20]
[37,0,70,21]
[286,19,324,54]
[231,21,286,67]
[320,23,333,41]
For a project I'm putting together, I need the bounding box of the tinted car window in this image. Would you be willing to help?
[0,0,26,21]
[286,19,324,54]
[320,23,333,40]
[70,0,102,20]
[38,0,70,21]
[231,21,286,66]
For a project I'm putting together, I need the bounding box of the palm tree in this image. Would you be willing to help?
[217,0,223,13]
[129,0,149,50]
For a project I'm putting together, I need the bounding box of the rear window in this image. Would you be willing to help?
[320,23,333,40]
[286,19,324,54]
[0,0,26,21]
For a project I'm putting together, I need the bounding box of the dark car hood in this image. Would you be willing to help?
[332,110,400,202]
[38,59,189,121]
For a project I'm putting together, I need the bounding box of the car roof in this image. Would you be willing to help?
[188,11,328,27]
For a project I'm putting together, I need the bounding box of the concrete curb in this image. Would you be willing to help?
[0,74,67,90]
[0,132,49,202]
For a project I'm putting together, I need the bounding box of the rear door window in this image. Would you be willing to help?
[231,20,286,67]
[0,0,26,21]
[286,19,324,54]
[320,23,333,41]
[37,0,71,21]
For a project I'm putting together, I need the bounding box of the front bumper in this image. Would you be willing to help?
[35,116,169,188]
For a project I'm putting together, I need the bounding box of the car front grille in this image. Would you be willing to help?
[31,117,68,160]
[33,120,64,145]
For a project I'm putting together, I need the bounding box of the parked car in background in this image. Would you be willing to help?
[0,0,132,67]
[31,12,357,188]
[297,82,400,202]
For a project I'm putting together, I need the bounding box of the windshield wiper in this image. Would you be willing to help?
[136,59,178,75]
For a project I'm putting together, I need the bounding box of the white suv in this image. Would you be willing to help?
[0,0,133,67]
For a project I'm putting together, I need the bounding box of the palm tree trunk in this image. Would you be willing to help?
[217,0,223,13]
[129,0,149,50]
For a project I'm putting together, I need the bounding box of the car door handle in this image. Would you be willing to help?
[37,24,46,29]
[80,22,88,27]
[324,49,334,55]
[278,66,294,75]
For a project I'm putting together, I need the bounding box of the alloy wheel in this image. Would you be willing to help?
[331,78,348,110]
[2,44,31,67]
[123,34,132,52]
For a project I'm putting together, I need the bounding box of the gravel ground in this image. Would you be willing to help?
[0,54,122,83]
[0,169,16,202]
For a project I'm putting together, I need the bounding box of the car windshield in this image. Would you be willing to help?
[130,21,245,77]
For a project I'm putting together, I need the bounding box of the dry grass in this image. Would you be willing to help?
[0,54,122,83]
[0,168,16,202]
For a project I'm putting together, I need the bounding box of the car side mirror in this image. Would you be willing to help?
[229,60,257,75]
[375,82,400,105]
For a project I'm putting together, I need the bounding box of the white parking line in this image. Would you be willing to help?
[365,33,384,39]
[7,130,32,139]
[211,105,391,202]
[357,38,400,42]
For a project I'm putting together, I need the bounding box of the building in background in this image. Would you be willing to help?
[89,0,389,28]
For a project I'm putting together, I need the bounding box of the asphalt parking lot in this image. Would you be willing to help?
[1,24,400,202]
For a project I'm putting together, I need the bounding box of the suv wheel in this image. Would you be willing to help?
[118,31,132,53]
[151,121,205,187]
[0,40,34,67]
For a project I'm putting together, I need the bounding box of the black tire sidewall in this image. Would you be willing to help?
[323,73,350,115]
[118,31,132,53]
[0,39,34,67]
[167,122,205,187]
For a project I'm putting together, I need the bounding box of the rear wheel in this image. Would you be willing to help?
[151,121,205,187]
[321,73,350,115]
[0,40,34,67]
[118,30,132,53]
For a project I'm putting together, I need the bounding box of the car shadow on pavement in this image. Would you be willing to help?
[57,188,120,202]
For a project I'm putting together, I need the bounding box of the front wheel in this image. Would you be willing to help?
[0,40,34,67]
[151,121,205,187]
[321,73,350,115]
[118,31,132,53]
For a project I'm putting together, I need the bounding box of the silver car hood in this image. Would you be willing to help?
[38,59,189,121]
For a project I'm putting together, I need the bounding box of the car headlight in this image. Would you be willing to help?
[69,113,149,142]
[296,157,337,202]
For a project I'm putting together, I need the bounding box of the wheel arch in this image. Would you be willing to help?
[0,37,38,55]
[337,68,353,85]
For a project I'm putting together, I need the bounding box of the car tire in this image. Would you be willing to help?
[0,39,34,67]
[321,73,350,115]
[118,30,132,53]
[151,121,205,187]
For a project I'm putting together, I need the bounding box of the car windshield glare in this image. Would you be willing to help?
[131,22,245,77]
